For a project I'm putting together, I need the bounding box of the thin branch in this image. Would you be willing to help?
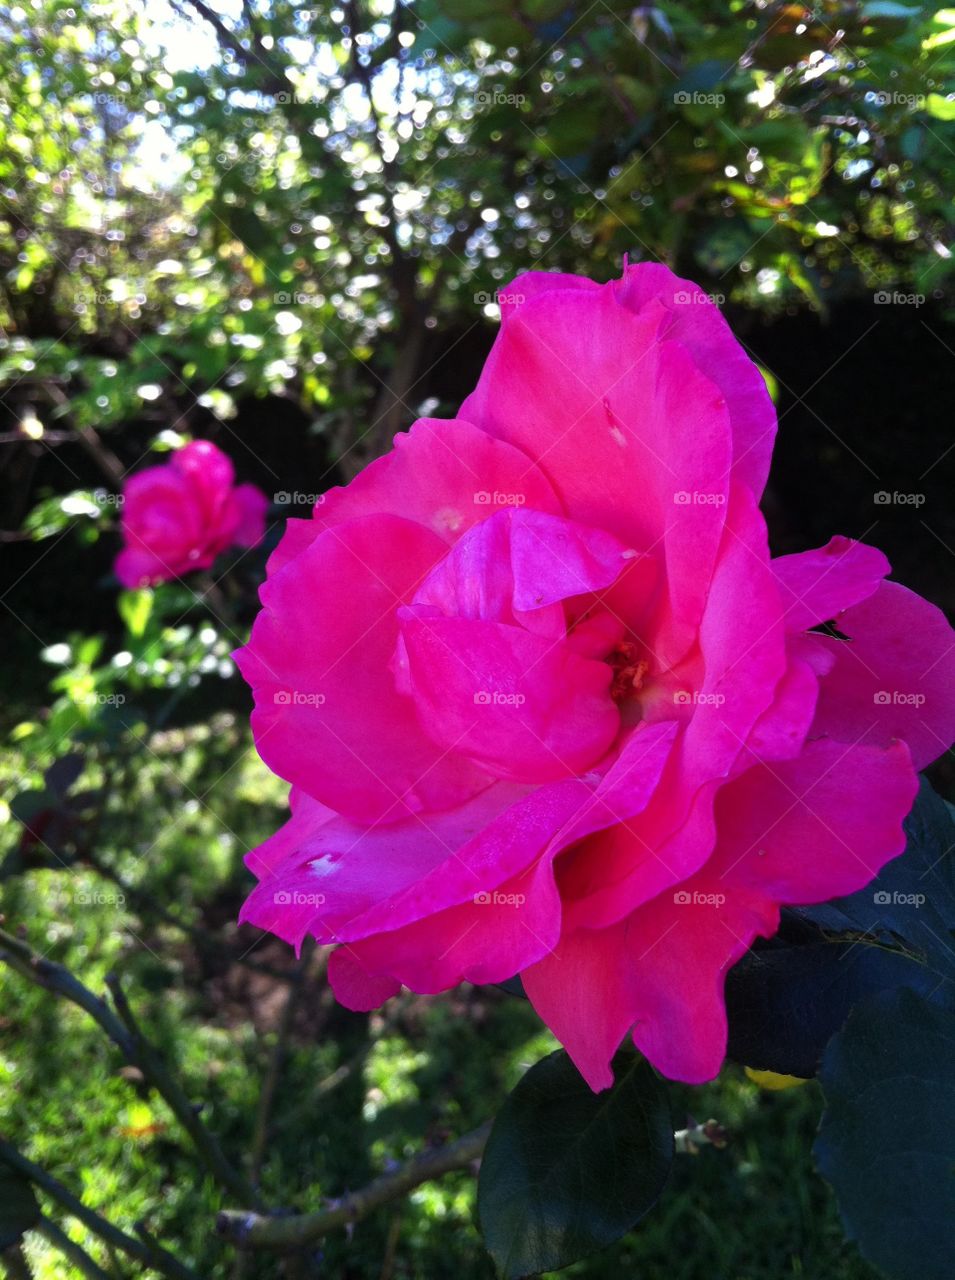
[0,924,259,1207]
[106,974,262,1208]
[34,1217,112,1280]
[216,1122,492,1250]
[0,1140,195,1280]
[46,385,126,487]
[174,0,285,92]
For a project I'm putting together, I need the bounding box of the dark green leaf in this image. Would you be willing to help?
[0,1169,40,1250]
[478,1050,673,1278]
[726,931,950,1077]
[816,988,955,1280]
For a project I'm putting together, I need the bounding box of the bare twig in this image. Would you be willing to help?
[106,973,262,1207]
[35,1217,112,1280]
[216,1122,491,1250]
[0,924,259,1207]
[0,1140,195,1280]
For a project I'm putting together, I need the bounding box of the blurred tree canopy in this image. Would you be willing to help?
[0,0,953,477]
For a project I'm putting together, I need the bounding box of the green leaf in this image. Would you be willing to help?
[816,989,955,1280]
[477,1050,673,1277]
[118,588,154,639]
[926,92,955,120]
[0,1168,40,1250]
[726,930,949,1077]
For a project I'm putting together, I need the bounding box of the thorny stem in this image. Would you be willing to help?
[216,1122,493,1250]
[0,923,260,1208]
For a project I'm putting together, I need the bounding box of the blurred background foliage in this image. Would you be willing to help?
[1,1,953,1277]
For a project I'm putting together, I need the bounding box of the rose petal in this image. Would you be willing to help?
[235,514,491,822]
[773,536,890,632]
[811,579,955,769]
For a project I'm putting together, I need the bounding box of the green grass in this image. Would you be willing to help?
[1,710,882,1280]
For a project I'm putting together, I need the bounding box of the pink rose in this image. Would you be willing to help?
[236,265,955,1088]
[116,440,268,589]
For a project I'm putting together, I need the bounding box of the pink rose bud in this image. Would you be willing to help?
[115,440,268,588]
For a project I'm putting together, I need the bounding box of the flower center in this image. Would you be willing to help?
[606,641,649,703]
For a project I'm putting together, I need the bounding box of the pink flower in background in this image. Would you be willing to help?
[235,264,955,1089]
[115,440,268,589]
